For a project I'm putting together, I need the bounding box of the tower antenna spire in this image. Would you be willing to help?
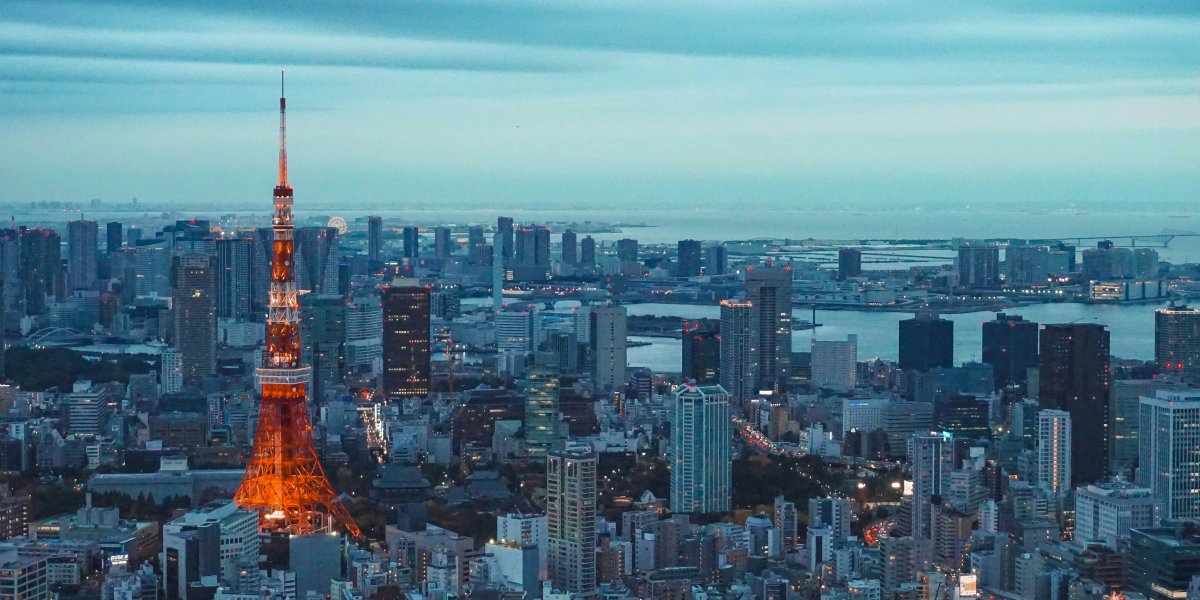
[278,69,288,187]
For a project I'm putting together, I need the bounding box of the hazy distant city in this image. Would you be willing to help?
[2,2,1200,600]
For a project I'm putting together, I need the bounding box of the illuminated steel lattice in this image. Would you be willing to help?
[234,74,361,538]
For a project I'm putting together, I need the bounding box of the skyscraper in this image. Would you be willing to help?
[1137,389,1200,521]
[616,239,638,263]
[705,245,728,276]
[1039,323,1111,485]
[367,215,383,266]
[294,226,338,294]
[681,320,720,384]
[1154,305,1200,377]
[105,222,123,254]
[745,264,792,392]
[957,243,1000,289]
[546,443,597,597]
[773,496,798,550]
[434,226,452,259]
[20,228,61,314]
[215,237,253,321]
[837,248,862,280]
[1036,409,1071,497]
[382,284,431,398]
[579,236,596,269]
[982,313,1039,390]
[172,253,216,388]
[522,353,561,460]
[402,226,419,259]
[344,293,383,378]
[497,304,535,354]
[561,230,577,265]
[899,311,954,372]
[719,300,755,404]
[497,216,515,262]
[67,220,98,291]
[589,304,627,392]
[811,335,858,391]
[909,432,954,540]
[300,294,345,402]
[670,383,732,514]
[676,239,702,278]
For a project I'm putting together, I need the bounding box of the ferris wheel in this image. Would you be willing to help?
[327,216,349,235]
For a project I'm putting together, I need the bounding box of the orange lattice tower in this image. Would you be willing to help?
[234,73,361,538]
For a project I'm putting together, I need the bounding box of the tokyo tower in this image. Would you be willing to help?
[234,73,361,538]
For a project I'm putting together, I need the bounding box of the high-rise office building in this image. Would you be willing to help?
[172,253,216,388]
[523,354,562,461]
[705,245,728,276]
[1125,526,1200,600]
[745,264,792,392]
[1137,389,1200,521]
[809,496,853,540]
[909,432,954,540]
[811,335,858,391]
[681,320,720,384]
[402,226,419,259]
[1109,379,1188,479]
[497,216,515,262]
[676,239,702,278]
[67,220,98,291]
[295,226,339,294]
[579,236,596,269]
[560,230,577,265]
[616,239,638,263]
[382,284,431,398]
[0,229,21,317]
[162,499,260,599]
[20,228,61,314]
[899,311,954,372]
[514,225,551,267]
[1036,409,1072,497]
[250,227,273,316]
[1039,323,1111,485]
[719,299,755,404]
[982,313,1039,391]
[497,304,535,354]
[957,243,1000,289]
[589,304,627,392]
[669,384,732,514]
[215,237,254,321]
[367,216,383,266]
[433,226,452,260]
[1154,305,1200,377]
[467,225,486,264]
[837,248,862,280]
[773,496,798,550]
[300,294,345,402]
[344,293,383,377]
[1073,481,1159,550]
[546,443,597,597]
[105,221,122,254]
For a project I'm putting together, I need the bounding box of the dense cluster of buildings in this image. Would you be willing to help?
[0,208,1197,600]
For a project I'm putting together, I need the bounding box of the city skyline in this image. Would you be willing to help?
[3,1,1199,208]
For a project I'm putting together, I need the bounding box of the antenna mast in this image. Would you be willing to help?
[279,70,288,188]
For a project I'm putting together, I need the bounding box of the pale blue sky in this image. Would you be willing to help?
[2,1,1198,210]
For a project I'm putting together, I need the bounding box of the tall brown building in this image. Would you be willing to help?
[1038,323,1111,484]
[383,284,431,398]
